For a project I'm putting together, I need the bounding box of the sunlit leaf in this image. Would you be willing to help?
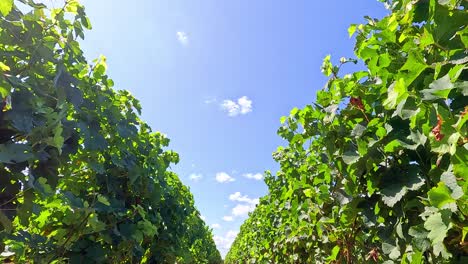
[0,0,13,16]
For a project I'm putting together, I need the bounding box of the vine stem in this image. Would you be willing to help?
[0,188,32,208]
[53,193,98,261]
[359,107,370,123]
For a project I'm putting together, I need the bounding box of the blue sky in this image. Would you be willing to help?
[65,0,389,257]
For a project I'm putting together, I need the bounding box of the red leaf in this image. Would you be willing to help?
[350,97,364,110]
[431,114,444,141]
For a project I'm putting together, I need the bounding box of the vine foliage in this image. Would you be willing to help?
[0,0,221,263]
[226,0,467,263]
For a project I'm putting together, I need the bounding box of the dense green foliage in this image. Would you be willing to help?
[226,0,467,263]
[0,0,221,263]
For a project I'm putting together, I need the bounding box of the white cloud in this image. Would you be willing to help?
[243,173,264,181]
[220,96,252,116]
[220,100,239,116]
[211,223,221,229]
[232,203,256,217]
[200,215,206,221]
[238,96,252,114]
[215,172,235,183]
[204,97,217,104]
[189,173,203,182]
[222,216,234,222]
[213,230,239,257]
[229,192,259,205]
[227,192,259,218]
[176,31,189,45]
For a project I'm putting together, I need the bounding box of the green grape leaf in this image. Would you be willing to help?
[409,225,431,252]
[399,51,427,85]
[440,170,463,199]
[0,0,13,16]
[342,150,360,164]
[0,143,33,163]
[424,210,452,259]
[0,211,13,233]
[428,182,457,211]
[351,123,366,137]
[421,74,454,100]
[348,24,357,37]
[410,250,423,264]
[382,242,401,260]
[0,62,10,71]
[384,78,407,110]
[381,168,425,207]
[326,245,340,262]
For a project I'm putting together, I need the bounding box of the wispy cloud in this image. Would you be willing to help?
[176,31,189,45]
[229,192,259,205]
[204,97,217,104]
[222,216,234,222]
[200,215,206,221]
[211,223,221,229]
[243,173,264,181]
[220,96,253,116]
[189,173,203,182]
[215,172,235,183]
